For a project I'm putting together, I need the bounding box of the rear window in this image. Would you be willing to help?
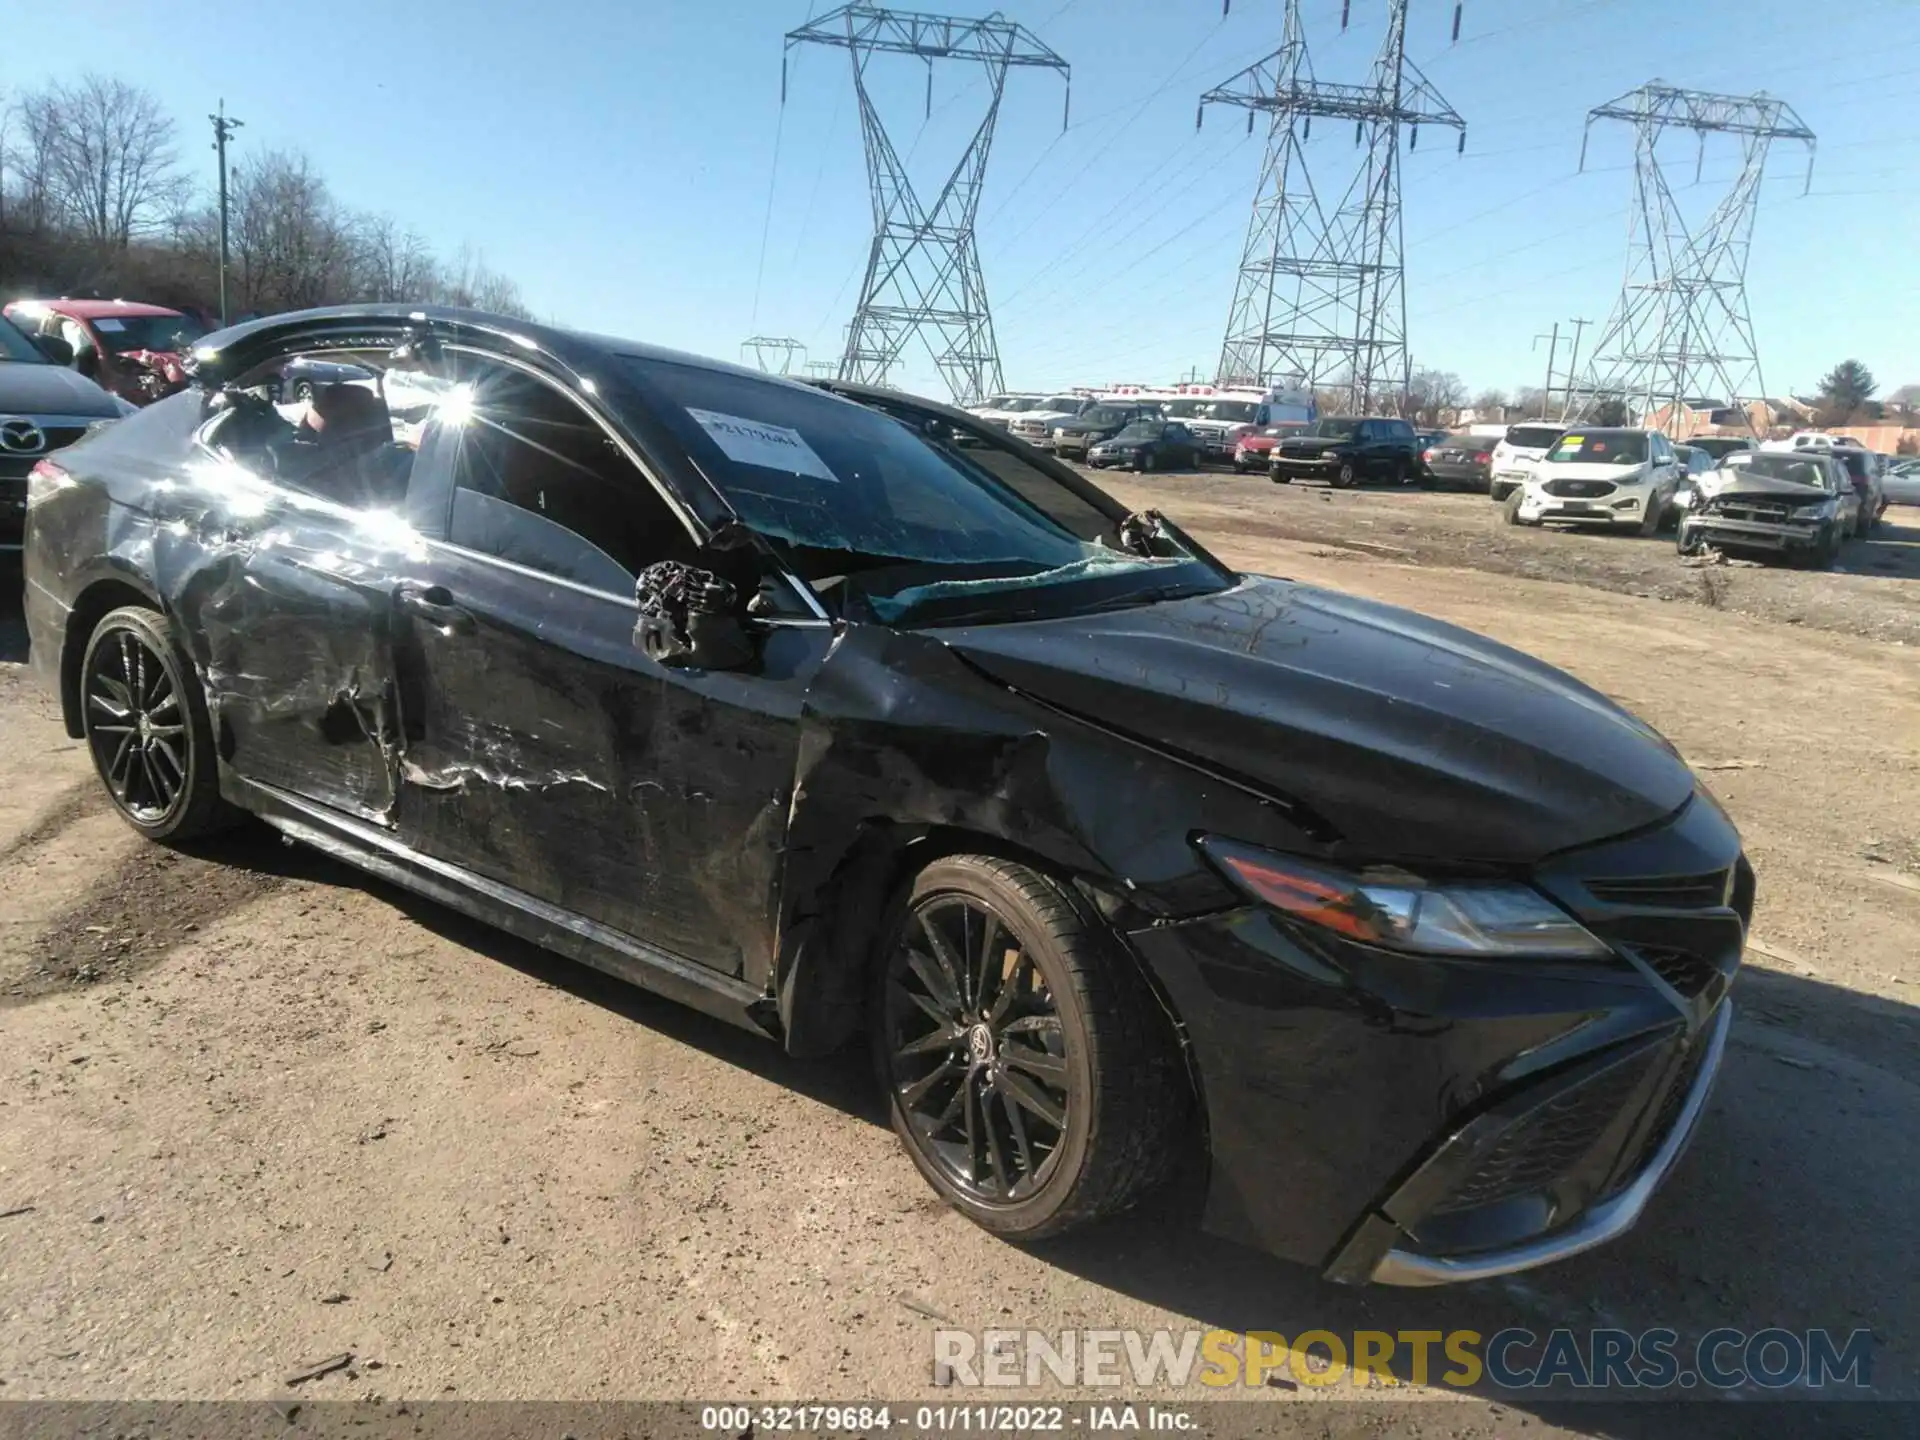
[1505,424,1565,449]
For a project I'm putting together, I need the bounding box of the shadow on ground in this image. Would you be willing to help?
[193,821,1917,1433]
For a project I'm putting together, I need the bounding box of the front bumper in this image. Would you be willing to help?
[1127,794,1748,1286]
[1519,486,1651,525]
[1270,455,1343,478]
[1680,514,1826,552]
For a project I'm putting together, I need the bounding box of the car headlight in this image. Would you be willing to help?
[1198,836,1610,959]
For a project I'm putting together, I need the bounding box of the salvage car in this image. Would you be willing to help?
[1488,421,1566,502]
[1419,431,1496,492]
[1050,402,1163,461]
[1678,450,1858,568]
[22,304,1748,1287]
[4,298,206,408]
[1231,422,1306,473]
[1505,427,1682,535]
[0,314,133,554]
[1666,443,1716,519]
[1268,416,1422,488]
[1085,417,1201,471]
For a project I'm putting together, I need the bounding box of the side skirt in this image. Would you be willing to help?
[235,778,781,1041]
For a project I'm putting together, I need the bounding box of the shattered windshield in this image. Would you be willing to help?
[620,358,1225,626]
[1727,454,1831,487]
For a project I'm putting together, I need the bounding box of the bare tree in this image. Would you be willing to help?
[1407,367,1466,426]
[1470,388,1507,418]
[352,214,439,302]
[29,76,186,249]
[228,149,353,313]
[1511,386,1550,418]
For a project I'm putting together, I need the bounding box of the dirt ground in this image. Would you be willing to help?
[0,480,1916,1436]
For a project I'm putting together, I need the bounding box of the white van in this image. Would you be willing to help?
[1163,383,1318,460]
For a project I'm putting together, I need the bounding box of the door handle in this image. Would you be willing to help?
[396,582,475,634]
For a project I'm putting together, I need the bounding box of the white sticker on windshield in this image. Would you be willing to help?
[687,408,837,483]
[94,317,126,332]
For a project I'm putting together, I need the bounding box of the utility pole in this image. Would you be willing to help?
[1535,323,1561,412]
[1559,316,1591,418]
[208,100,244,328]
[783,6,1069,405]
[1568,84,1814,436]
[1199,1,1467,413]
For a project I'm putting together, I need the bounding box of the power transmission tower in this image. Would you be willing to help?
[803,359,839,379]
[740,336,808,375]
[783,5,1068,405]
[1568,83,1815,435]
[1200,1,1465,413]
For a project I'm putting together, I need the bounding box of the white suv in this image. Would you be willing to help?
[1488,421,1568,502]
[1505,427,1683,535]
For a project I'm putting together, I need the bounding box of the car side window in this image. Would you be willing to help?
[202,348,419,512]
[429,358,701,595]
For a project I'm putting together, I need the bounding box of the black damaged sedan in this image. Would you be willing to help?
[22,306,1748,1285]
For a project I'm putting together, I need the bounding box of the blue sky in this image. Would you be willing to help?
[16,1,1918,400]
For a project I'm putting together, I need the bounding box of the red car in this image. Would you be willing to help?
[1231,422,1307,473]
[2,298,207,407]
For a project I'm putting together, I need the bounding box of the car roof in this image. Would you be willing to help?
[193,302,795,393]
[10,297,186,320]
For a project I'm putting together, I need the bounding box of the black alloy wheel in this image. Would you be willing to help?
[874,856,1188,1239]
[81,606,233,840]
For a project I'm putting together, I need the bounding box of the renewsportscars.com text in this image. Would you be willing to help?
[932,1327,1874,1392]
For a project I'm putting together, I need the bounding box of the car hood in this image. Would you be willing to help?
[1698,468,1834,502]
[0,361,124,417]
[1535,461,1649,483]
[937,577,1694,865]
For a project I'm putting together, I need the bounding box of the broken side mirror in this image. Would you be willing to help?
[632,562,758,671]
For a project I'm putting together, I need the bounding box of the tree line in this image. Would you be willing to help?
[0,74,532,324]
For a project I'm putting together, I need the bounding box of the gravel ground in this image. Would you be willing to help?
[0,471,1916,1438]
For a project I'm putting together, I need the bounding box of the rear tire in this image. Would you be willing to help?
[80,606,238,841]
[872,856,1189,1240]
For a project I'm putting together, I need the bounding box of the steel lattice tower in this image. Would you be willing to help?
[740,336,808,374]
[1201,1,1465,411]
[1568,83,1815,431]
[784,5,1068,404]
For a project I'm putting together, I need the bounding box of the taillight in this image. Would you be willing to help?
[1475,451,1492,463]
[27,458,74,508]
[1422,448,1436,460]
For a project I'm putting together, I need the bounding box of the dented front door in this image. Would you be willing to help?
[191,501,407,823]
[389,547,828,982]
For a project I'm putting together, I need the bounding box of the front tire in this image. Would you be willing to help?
[873,855,1188,1240]
[292,379,314,403]
[80,606,236,841]
[1333,459,1358,489]
[1137,448,1157,473]
[1503,488,1535,526]
[1638,494,1664,537]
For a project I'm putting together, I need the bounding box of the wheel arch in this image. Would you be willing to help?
[59,571,168,739]
[774,820,1200,1111]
